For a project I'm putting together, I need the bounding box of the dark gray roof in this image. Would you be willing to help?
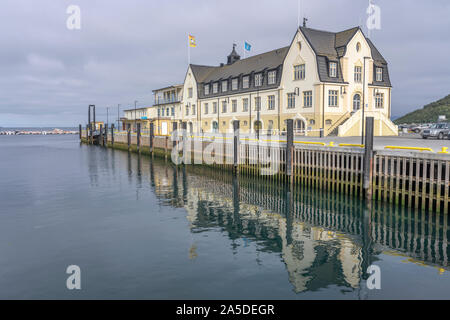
[300,26,391,87]
[191,47,289,99]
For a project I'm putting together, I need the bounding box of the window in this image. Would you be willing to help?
[254,96,261,111]
[376,67,383,82]
[222,101,227,113]
[188,87,193,98]
[243,121,248,126]
[232,100,237,112]
[204,84,210,95]
[356,42,361,52]
[166,108,170,116]
[243,98,249,112]
[255,73,263,87]
[268,71,276,85]
[287,93,295,109]
[222,121,226,126]
[232,78,238,90]
[171,107,175,116]
[213,102,217,113]
[354,66,362,83]
[157,109,160,117]
[222,80,228,92]
[185,105,189,116]
[375,92,384,108]
[192,104,196,115]
[204,103,208,114]
[328,90,338,107]
[303,91,312,107]
[268,95,275,110]
[243,76,249,88]
[353,94,361,111]
[309,119,315,125]
[326,119,332,125]
[294,64,305,80]
[213,82,218,93]
[329,62,337,77]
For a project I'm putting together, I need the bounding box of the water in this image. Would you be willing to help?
[0,135,449,299]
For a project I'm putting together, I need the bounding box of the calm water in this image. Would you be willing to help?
[0,135,449,299]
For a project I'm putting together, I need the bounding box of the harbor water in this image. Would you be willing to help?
[0,135,449,299]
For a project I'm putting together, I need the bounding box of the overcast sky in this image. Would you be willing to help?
[1,0,449,127]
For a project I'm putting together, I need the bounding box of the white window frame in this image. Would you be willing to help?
[329,62,337,78]
[268,95,275,110]
[376,67,383,82]
[354,66,362,83]
[328,90,338,107]
[204,84,210,95]
[243,98,249,112]
[254,96,261,111]
[222,80,228,92]
[243,76,249,89]
[375,93,384,108]
[268,71,276,85]
[213,83,218,94]
[287,93,295,109]
[255,73,263,87]
[232,78,238,90]
[294,64,305,80]
[204,103,208,114]
[232,100,237,112]
[303,91,312,108]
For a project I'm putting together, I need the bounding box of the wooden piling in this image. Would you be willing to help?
[286,119,293,185]
[233,120,240,175]
[137,123,141,153]
[363,117,374,202]
[149,122,154,154]
[127,124,131,151]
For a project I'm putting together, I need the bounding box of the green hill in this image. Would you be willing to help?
[394,94,450,124]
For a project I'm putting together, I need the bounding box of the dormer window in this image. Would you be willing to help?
[204,84,210,95]
[222,80,228,92]
[213,82,218,93]
[255,73,263,87]
[232,78,238,90]
[243,76,249,89]
[329,62,337,78]
[376,67,383,82]
[268,71,276,85]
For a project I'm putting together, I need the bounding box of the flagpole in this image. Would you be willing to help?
[188,34,190,65]
[243,41,246,59]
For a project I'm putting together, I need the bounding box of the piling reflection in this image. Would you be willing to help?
[142,155,450,293]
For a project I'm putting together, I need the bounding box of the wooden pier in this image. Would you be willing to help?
[80,117,450,214]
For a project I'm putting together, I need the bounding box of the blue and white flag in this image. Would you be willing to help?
[244,42,251,51]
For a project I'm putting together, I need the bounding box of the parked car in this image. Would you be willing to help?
[421,123,450,139]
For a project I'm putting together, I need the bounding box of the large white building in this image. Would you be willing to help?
[178,26,397,136]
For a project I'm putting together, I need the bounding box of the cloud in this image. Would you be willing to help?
[0,0,449,126]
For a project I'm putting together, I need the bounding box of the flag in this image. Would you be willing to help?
[189,35,196,47]
[244,41,251,51]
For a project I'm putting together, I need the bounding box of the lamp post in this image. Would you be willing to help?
[106,107,109,126]
[117,104,120,130]
[134,100,138,133]
[361,56,370,144]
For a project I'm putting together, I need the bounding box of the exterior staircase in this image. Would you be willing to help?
[326,112,351,136]
[337,109,398,137]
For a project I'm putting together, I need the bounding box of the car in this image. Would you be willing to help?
[421,123,450,139]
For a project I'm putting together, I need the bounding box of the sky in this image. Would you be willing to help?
[1,0,449,127]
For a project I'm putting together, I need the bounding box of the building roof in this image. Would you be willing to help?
[152,84,183,93]
[299,26,390,86]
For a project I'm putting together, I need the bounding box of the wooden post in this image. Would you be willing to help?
[111,124,115,146]
[89,123,93,144]
[78,124,82,140]
[363,117,374,202]
[104,123,108,146]
[286,119,294,184]
[86,124,89,141]
[233,120,240,175]
[182,122,187,165]
[127,124,131,151]
[137,123,141,152]
[149,122,154,153]
[99,124,103,146]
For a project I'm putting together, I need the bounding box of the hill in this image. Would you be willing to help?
[394,94,450,124]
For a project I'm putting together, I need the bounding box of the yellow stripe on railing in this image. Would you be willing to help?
[385,146,433,152]
[339,143,364,148]
[294,141,326,146]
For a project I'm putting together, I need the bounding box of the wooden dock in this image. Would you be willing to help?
[80,119,450,214]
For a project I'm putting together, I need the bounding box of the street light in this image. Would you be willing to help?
[361,56,370,145]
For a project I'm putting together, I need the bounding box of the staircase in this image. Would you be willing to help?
[337,110,398,137]
[326,112,351,136]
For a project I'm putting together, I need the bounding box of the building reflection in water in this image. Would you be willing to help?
[137,156,449,293]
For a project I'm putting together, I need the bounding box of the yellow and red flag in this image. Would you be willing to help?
[188,35,196,48]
